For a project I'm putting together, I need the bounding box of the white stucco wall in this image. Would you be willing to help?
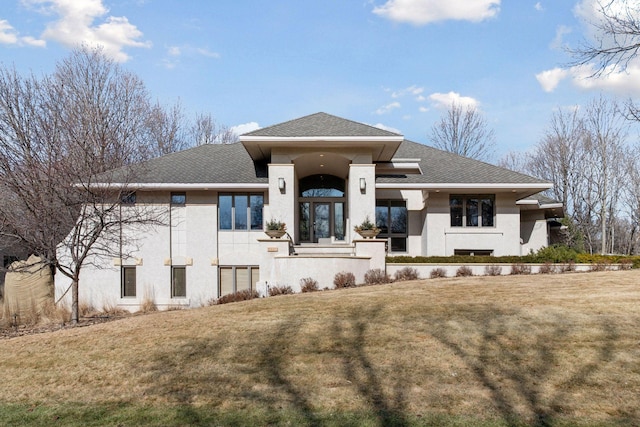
[424,192,522,256]
[520,210,549,254]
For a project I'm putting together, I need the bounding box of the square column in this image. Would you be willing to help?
[267,163,296,241]
[348,163,376,242]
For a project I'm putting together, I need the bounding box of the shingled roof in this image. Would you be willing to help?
[377,140,548,185]
[243,112,401,138]
[110,143,267,185]
[102,113,550,193]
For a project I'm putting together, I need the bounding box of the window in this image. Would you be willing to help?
[219,266,260,296]
[121,266,136,297]
[219,194,264,230]
[450,195,494,227]
[376,200,408,252]
[171,192,186,206]
[172,266,186,298]
[454,249,494,256]
[120,191,136,205]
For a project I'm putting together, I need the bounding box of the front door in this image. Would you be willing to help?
[298,174,346,243]
[299,201,345,243]
[314,203,330,241]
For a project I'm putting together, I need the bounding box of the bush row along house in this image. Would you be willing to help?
[55,113,563,311]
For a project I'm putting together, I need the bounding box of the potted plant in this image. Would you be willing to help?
[265,218,287,238]
[354,216,380,239]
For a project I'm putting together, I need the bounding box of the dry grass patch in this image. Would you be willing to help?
[1,271,639,425]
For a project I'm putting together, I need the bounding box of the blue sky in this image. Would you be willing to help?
[1,0,637,158]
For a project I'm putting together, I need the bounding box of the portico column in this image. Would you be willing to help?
[267,163,296,241]
[348,163,376,242]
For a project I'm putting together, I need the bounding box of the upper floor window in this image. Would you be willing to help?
[450,195,494,227]
[219,194,264,230]
[120,191,136,205]
[171,192,186,206]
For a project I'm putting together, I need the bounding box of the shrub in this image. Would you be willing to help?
[589,260,611,272]
[394,266,419,281]
[538,262,555,274]
[533,245,578,263]
[510,263,532,275]
[619,259,634,270]
[268,285,294,296]
[484,264,502,276]
[334,271,356,288]
[364,268,391,285]
[300,277,319,293]
[217,289,259,304]
[560,261,576,273]
[430,268,447,278]
[455,266,473,277]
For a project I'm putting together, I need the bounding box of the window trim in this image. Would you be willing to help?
[218,193,264,231]
[450,194,495,228]
[121,266,136,298]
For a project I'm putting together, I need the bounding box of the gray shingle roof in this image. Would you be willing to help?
[118,143,267,184]
[243,112,401,138]
[377,140,549,185]
[105,114,549,189]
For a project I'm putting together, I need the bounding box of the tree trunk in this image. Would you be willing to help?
[71,278,79,325]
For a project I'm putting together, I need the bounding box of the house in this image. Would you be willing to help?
[54,112,562,311]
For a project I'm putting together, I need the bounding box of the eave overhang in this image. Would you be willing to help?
[241,135,405,162]
[375,182,553,200]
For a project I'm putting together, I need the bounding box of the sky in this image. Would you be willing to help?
[1,0,639,159]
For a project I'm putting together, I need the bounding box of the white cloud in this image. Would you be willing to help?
[373,0,501,25]
[428,91,479,109]
[0,20,19,44]
[23,0,149,62]
[536,62,640,96]
[373,123,402,134]
[419,106,429,112]
[231,122,260,135]
[375,101,401,115]
[535,67,569,92]
[391,85,424,99]
[534,2,543,12]
[0,18,46,46]
[550,25,571,50]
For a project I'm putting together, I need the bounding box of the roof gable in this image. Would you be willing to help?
[243,112,401,138]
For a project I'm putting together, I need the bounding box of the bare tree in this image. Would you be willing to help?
[145,100,189,157]
[570,1,640,120]
[429,103,496,161]
[580,97,628,254]
[0,46,166,323]
[570,0,640,76]
[190,112,238,145]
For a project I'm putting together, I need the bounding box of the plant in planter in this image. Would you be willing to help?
[354,216,380,238]
[265,219,287,238]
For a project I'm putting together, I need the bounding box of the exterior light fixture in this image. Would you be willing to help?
[359,177,366,193]
[278,177,286,193]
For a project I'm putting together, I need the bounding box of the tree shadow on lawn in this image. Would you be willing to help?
[140,304,638,426]
[429,305,633,427]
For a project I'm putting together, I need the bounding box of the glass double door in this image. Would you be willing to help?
[299,201,345,243]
